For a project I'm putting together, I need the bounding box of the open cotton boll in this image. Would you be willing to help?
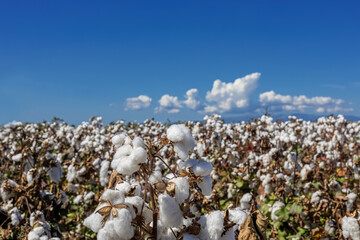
[228,207,249,229]
[84,210,104,233]
[220,228,235,240]
[167,124,195,160]
[100,160,110,187]
[192,161,213,176]
[124,196,143,217]
[132,137,145,148]
[101,189,125,205]
[198,175,212,196]
[113,145,132,160]
[240,193,252,210]
[158,194,183,228]
[169,177,189,204]
[112,134,127,147]
[116,156,141,175]
[28,231,41,240]
[149,170,163,184]
[199,211,224,240]
[346,192,357,212]
[270,201,285,222]
[131,147,147,164]
[310,191,321,203]
[112,208,135,240]
[342,216,360,240]
[10,207,23,225]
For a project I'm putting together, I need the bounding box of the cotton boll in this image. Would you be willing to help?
[310,191,321,203]
[228,207,249,229]
[169,177,189,204]
[132,137,145,148]
[100,160,110,187]
[10,207,23,225]
[115,182,131,195]
[101,189,125,205]
[346,192,357,212]
[192,161,213,176]
[131,147,147,164]
[342,216,360,240]
[158,194,183,228]
[84,212,104,233]
[220,228,235,240]
[113,145,132,159]
[149,170,162,184]
[48,161,63,183]
[124,196,143,218]
[167,124,195,160]
[197,175,212,196]
[73,195,83,204]
[270,201,285,222]
[112,134,127,147]
[28,231,40,240]
[240,193,252,210]
[112,209,135,240]
[200,211,224,240]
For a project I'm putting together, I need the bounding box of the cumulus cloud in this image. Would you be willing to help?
[125,95,152,110]
[204,72,261,113]
[259,90,352,113]
[183,88,201,110]
[155,94,182,113]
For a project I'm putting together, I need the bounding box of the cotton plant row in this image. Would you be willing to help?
[0,114,360,239]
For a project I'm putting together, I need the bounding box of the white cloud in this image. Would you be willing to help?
[125,95,152,110]
[205,73,260,113]
[155,94,182,113]
[259,90,351,113]
[183,88,201,110]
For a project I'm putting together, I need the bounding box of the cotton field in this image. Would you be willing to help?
[1,114,360,240]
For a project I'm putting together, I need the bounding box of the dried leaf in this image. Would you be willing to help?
[96,206,112,216]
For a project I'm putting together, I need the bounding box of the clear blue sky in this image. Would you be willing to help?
[1,0,359,124]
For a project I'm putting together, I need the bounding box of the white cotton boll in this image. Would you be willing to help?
[28,231,40,240]
[228,207,249,229]
[198,175,212,196]
[131,147,147,164]
[240,193,252,210]
[167,124,195,160]
[325,220,336,236]
[33,226,45,236]
[116,156,141,175]
[124,196,143,218]
[10,207,23,225]
[270,201,285,222]
[73,195,83,204]
[115,182,131,195]
[200,211,224,240]
[101,189,125,205]
[132,137,145,148]
[113,145,132,159]
[311,191,321,203]
[342,216,360,240]
[100,160,110,187]
[84,212,104,233]
[12,153,22,162]
[66,165,77,182]
[149,170,162,184]
[112,209,135,240]
[158,194,183,228]
[346,192,357,212]
[300,164,312,180]
[97,226,116,240]
[169,177,189,204]
[112,134,126,147]
[192,161,213,177]
[39,236,48,240]
[84,192,95,202]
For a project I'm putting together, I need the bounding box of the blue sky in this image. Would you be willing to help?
[1,0,360,124]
